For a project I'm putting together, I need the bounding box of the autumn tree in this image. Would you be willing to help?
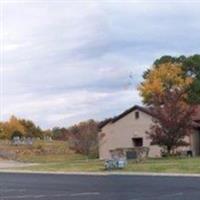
[138,59,198,155]
[147,89,196,155]
[19,119,43,138]
[143,54,200,104]
[139,63,193,105]
[42,129,53,140]
[2,116,26,139]
[0,116,45,139]
[0,122,7,139]
[51,127,69,141]
[68,120,99,158]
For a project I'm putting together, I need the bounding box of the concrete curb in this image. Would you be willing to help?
[1,170,200,177]
[0,170,107,176]
[108,172,200,177]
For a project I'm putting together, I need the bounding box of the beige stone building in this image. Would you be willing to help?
[99,105,200,160]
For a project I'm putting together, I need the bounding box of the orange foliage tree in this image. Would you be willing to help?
[138,63,197,155]
[138,63,193,105]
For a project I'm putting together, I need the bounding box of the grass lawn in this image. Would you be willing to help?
[125,157,200,173]
[15,156,200,173]
[2,140,200,173]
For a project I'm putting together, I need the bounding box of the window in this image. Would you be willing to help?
[126,151,137,159]
[135,111,139,119]
[132,138,143,147]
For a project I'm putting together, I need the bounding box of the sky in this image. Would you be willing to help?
[1,0,200,128]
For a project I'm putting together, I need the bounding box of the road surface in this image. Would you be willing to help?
[0,173,200,199]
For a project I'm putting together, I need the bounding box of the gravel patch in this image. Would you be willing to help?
[0,159,37,169]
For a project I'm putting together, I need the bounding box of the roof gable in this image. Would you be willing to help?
[111,105,153,123]
[99,105,153,129]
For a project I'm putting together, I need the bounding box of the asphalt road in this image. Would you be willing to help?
[0,173,200,200]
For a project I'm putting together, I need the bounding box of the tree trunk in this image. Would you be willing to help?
[167,146,171,156]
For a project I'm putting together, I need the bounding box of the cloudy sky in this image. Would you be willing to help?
[1,0,200,128]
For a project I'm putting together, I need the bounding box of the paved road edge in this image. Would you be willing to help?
[1,170,200,177]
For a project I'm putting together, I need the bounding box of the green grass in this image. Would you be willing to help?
[2,140,200,173]
[125,157,200,173]
[17,153,86,163]
[18,159,104,172]
[15,156,200,173]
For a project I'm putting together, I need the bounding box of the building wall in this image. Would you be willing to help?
[190,129,200,156]
[99,109,199,160]
[99,109,161,160]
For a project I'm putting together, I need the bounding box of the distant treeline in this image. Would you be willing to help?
[0,116,51,139]
[0,116,101,140]
[0,116,104,157]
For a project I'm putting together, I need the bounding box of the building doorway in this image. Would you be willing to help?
[132,137,143,147]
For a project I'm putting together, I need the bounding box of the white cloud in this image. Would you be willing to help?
[1,0,200,128]
[2,89,140,128]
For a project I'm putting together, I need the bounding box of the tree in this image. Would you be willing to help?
[19,119,43,138]
[0,116,45,139]
[139,63,192,105]
[146,89,196,155]
[43,129,53,139]
[0,122,7,139]
[68,120,99,158]
[183,55,200,104]
[142,54,200,104]
[3,116,26,139]
[11,130,23,139]
[51,127,69,140]
[138,57,199,155]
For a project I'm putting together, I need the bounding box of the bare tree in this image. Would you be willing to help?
[68,120,99,158]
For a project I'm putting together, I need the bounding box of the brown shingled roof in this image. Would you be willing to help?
[99,105,152,129]
[111,105,153,123]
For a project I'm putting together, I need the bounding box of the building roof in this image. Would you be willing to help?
[99,105,200,129]
[111,105,153,123]
[99,105,152,129]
